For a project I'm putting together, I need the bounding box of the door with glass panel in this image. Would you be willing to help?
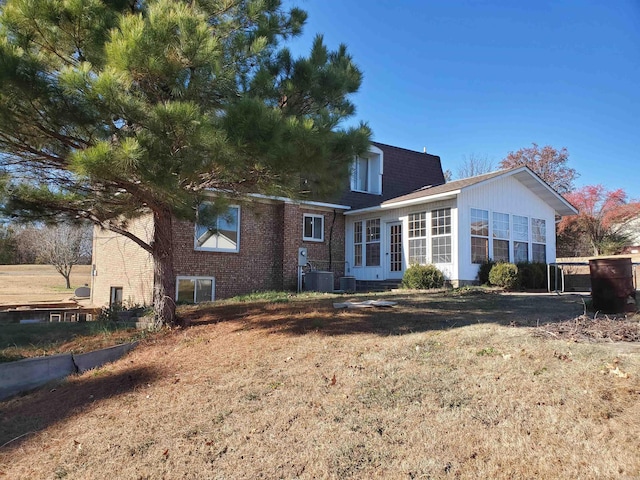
[386,222,404,279]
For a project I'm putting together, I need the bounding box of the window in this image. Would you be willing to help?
[195,204,240,252]
[532,243,546,263]
[352,156,369,192]
[532,218,546,263]
[492,212,510,262]
[303,214,324,242]
[408,212,427,264]
[353,220,381,267]
[432,208,452,263]
[350,151,382,194]
[471,208,489,264]
[513,215,529,263]
[354,222,363,267]
[365,219,381,266]
[176,276,214,304]
[110,287,123,306]
[531,218,546,243]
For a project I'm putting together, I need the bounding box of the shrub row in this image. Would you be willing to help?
[478,261,551,290]
[402,264,445,289]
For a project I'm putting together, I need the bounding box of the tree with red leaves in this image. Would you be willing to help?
[558,185,640,256]
[500,143,577,194]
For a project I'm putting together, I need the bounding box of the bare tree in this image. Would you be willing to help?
[456,154,494,179]
[17,224,92,289]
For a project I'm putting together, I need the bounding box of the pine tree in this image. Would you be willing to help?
[0,0,370,325]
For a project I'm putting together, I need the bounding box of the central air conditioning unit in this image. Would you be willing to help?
[304,271,334,292]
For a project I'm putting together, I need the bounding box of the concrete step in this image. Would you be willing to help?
[356,279,402,293]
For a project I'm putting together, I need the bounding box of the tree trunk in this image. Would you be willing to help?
[152,208,177,327]
[63,273,71,289]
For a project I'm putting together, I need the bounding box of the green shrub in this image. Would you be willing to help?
[517,262,547,289]
[402,264,445,289]
[488,262,519,290]
[477,259,495,285]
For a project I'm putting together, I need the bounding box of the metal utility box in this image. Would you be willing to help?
[304,271,334,292]
[339,276,356,293]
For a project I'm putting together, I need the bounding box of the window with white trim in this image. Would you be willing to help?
[350,153,382,194]
[408,212,427,264]
[513,215,529,263]
[176,276,215,303]
[195,204,240,252]
[365,219,381,266]
[354,222,363,267]
[471,208,489,264]
[432,208,452,263]
[531,218,546,263]
[303,214,324,242]
[492,212,510,263]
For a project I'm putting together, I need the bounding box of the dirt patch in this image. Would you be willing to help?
[536,315,640,344]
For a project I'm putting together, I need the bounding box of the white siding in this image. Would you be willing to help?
[457,175,557,283]
[346,199,458,281]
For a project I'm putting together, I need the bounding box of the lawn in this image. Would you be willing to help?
[0,264,92,305]
[1,290,639,479]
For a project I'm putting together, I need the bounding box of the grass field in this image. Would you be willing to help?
[1,290,639,479]
[0,264,92,305]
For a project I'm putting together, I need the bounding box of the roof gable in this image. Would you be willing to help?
[380,166,578,216]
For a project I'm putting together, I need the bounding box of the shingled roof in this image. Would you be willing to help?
[367,166,577,216]
[337,142,445,210]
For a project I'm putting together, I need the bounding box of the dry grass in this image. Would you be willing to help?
[0,265,92,305]
[0,322,154,363]
[1,291,639,479]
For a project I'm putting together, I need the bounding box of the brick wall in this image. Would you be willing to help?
[90,217,154,307]
[91,200,348,305]
[282,204,346,290]
[172,201,285,299]
[175,201,346,297]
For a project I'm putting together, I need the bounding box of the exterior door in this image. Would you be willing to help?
[386,222,403,279]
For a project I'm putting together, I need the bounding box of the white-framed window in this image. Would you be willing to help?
[354,221,363,267]
[513,215,529,263]
[471,208,489,264]
[492,212,510,263]
[195,204,240,252]
[350,149,383,194]
[531,218,546,263]
[408,212,427,264]
[432,208,452,263]
[176,276,215,304]
[365,219,381,266]
[303,214,324,242]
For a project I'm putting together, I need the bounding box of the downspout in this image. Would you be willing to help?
[328,209,337,273]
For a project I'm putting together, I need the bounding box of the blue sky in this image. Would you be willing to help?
[285,0,640,198]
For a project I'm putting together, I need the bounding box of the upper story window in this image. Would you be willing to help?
[303,214,324,242]
[195,204,240,253]
[350,147,383,195]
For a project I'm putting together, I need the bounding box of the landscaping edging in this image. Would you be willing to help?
[0,342,138,401]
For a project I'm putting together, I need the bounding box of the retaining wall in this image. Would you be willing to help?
[0,342,137,401]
